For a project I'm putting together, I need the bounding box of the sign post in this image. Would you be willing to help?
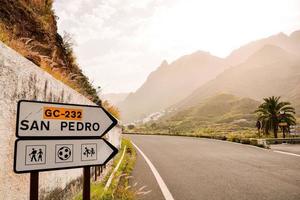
[94,166,97,181]
[30,172,39,200]
[83,167,91,200]
[14,100,118,200]
[290,125,300,137]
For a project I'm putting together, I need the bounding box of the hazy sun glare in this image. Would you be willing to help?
[144,0,300,58]
[54,0,300,93]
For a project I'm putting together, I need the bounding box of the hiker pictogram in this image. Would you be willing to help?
[37,149,43,161]
[25,145,46,165]
[29,148,37,162]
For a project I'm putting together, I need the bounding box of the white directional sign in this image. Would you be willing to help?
[290,125,300,136]
[14,139,118,173]
[16,100,118,138]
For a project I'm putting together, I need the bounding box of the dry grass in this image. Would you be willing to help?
[0,0,120,117]
[0,24,10,43]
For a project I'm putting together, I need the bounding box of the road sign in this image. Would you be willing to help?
[14,138,118,173]
[290,125,300,136]
[16,100,118,138]
[279,122,288,127]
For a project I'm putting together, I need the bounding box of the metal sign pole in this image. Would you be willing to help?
[94,166,97,181]
[83,167,90,200]
[30,172,39,200]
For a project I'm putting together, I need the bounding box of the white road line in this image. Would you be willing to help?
[273,150,300,157]
[132,142,175,200]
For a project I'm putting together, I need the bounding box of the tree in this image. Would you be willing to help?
[255,96,296,138]
[150,123,157,129]
[127,124,135,130]
[256,120,261,137]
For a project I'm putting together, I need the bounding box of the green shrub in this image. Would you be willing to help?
[240,138,250,144]
[127,124,135,130]
[249,139,258,146]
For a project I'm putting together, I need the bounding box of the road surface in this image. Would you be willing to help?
[270,144,300,155]
[127,135,300,200]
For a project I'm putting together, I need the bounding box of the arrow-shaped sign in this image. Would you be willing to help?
[14,138,118,173]
[16,100,118,138]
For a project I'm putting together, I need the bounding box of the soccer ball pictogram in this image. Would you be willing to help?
[57,146,71,160]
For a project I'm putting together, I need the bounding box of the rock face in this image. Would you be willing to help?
[0,42,120,199]
[176,45,300,114]
[119,51,225,123]
[225,32,300,67]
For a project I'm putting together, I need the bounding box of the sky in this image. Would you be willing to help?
[53,0,300,94]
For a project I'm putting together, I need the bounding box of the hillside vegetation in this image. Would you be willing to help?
[135,94,260,135]
[0,0,119,117]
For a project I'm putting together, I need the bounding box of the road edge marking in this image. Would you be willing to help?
[273,150,300,157]
[132,142,175,200]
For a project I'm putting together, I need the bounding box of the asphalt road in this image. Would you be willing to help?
[270,144,300,155]
[127,135,300,200]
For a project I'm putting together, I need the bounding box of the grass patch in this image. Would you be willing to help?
[40,176,83,200]
[73,138,136,200]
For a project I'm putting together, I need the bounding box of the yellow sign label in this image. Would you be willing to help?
[43,107,83,120]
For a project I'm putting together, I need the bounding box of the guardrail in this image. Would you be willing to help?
[266,138,300,145]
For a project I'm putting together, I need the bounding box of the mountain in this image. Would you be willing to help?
[177,45,300,115]
[226,31,300,67]
[157,94,260,131]
[119,30,300,122]
[102,93,129,105]
[118,51,226,122]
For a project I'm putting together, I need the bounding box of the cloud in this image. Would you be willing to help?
[54,0,161,43]
[54,0,168,93]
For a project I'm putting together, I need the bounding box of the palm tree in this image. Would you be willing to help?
[255,96,296,138]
